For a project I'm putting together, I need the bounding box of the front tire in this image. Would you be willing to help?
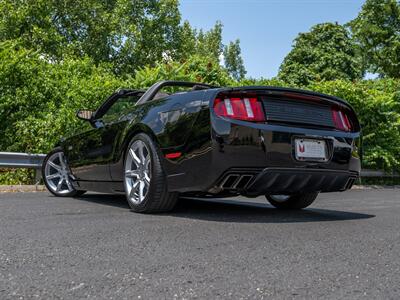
[265,192,319,210]
[42,148,85,197]
[124,133,178,213]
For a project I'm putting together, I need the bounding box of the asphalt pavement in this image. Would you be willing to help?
[0,189,399,299]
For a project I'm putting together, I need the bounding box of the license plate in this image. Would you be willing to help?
[295,139,327,161]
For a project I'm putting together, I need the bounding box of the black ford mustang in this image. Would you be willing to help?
[42,81,361,212]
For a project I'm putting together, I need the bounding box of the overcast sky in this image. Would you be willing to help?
[180,0,365,79]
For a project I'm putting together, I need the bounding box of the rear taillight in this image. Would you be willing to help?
[213,97,265,122]
[331,108,352,132]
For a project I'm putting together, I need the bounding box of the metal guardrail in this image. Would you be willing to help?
[361,169,400,178]
[0,152,46,184]
[0,152,45,169]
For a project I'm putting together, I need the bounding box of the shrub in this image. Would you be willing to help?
[0,41,129,154]
[309,79,400,171]
[1,41,399,184]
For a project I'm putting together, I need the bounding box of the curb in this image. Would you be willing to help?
[0,185,46,193]
[352,185,400,189]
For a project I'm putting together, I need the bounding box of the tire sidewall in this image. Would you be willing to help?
[266,192,318,210]
[124,133,165,211]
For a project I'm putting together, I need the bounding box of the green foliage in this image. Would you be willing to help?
[0,41,129,154]
[234,77,291,88]
[0,0,183,74]
[175,21,247,77]
[309,79,400,171]
[348,0,400,78]
[177,21,197,59]
[0,0,246,77]
[176,21,224,62]
[224,39,246,80]
[130,55,233,88]
[0,169,34,185]
[278,23,363,86]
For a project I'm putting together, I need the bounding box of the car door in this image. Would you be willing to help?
[66,92,142,181]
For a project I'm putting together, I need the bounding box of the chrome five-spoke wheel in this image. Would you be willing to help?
[124,140,151,205]
[44,151,75,195]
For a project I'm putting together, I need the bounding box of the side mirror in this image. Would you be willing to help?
[76,109,94,121]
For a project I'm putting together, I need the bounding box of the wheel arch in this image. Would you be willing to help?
[119,123,162,163]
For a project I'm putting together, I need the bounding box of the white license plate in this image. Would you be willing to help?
[295,139,327,161]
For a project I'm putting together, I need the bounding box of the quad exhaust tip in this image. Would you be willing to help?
[220,174,254,190]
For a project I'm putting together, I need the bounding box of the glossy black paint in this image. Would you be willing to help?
[59,81,361,197]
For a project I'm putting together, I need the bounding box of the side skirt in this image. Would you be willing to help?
[73,180,125,194]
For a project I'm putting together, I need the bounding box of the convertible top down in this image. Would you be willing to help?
[43,80,361,212]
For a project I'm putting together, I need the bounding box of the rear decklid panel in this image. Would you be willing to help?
[209,86,360,133]
[262,97,334,128]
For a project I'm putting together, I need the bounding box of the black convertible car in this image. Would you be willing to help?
[42,80,361,212]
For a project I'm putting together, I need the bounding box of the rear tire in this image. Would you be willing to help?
[124,133,178,213]
[42,148,86,197]
[265,192,318,210]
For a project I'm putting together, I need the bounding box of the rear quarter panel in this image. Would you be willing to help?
[108,89,210,182]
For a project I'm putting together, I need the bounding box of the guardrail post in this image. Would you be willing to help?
[35,169,42,186]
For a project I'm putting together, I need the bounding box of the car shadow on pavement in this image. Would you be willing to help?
[73,193,130,209]
[74,194,375,224]
[169,197,375,223]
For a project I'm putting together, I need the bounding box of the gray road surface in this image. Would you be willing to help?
[0,190,399,299]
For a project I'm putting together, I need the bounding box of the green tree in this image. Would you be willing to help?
[176,20,197,58]
[278,22,363,86]
[178,21,224,62]
[113,0,182,74]
[0,1,246,77]
[0,0,182,75]
[197,21,224,61]
[348,0,400,78]
[223,39,246,80]
[177,21,246,79]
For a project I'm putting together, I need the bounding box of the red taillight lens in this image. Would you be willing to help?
[331,108,352,132]
[165,152,182,159]
[213,97,265,122]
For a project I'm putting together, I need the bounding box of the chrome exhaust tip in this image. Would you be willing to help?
[220,174,254,190]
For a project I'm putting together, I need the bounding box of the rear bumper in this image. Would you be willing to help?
[217,167,359,197]
[166,115,361,195]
